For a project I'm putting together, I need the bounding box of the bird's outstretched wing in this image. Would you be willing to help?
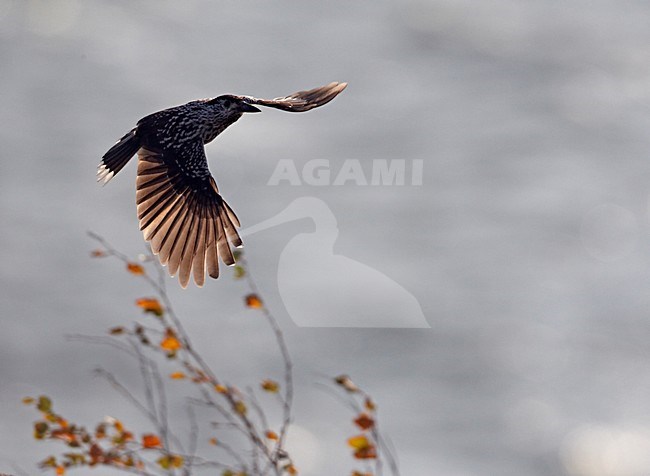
[136,141,241,288]
[238,82,347,112]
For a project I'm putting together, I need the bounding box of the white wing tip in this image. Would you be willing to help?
[96,164,115,185]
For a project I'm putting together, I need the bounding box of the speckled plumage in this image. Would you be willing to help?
[98,82,347,288]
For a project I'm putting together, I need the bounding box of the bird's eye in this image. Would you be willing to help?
[223,99,231,108]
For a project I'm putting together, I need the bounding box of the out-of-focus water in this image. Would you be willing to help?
[4,1,650,474]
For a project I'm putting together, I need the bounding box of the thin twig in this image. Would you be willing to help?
[239,255,294,462]
[94,367,158,423]
[184,404,198,476]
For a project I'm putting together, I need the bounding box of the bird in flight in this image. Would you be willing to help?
[98,82,347,288]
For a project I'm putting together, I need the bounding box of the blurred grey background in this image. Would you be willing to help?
[3,0,650,474]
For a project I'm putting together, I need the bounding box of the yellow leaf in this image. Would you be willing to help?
[348,435,377,459]
[37,395,53,413]
[156,455,184,469]
[136,298,164,316]
[261,379,279,393]
[39,456,57,468]
[234,400,247,416]
[214,384,228,394]
[157,455,171,470]
[245,293,263,309]
[364,397,376,412]
[169,371,186,380]
[347,434,370,450]
[265,430,278,440]
[233,265,246,279]
[126,262,145,275]
[142,433,162,449]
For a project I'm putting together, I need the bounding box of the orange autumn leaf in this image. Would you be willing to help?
[51,428,76,444]
[364,397,376,412]
[354,445,377,459]
[55,465,65,476]
[22,396,35,405]
[353,413,375,431]
[160,328,181,352]
[126,262,145,275]
[351,472,373,476]
[265,430,278,440]
[285,464,298,475]
[45,412,60,423]
[142,433,162,449]
[95,423,107,439]
[245,293,263,309]
[112,418,124,433]
[136,298,164,316]
[169,371,186,380]
[89,443,103,465]
[214,384,228,394]
[90,249,106,257]
[261,379,279,393]
[34,421,48,439]
[208,437,218,446]
[171,455,184,468]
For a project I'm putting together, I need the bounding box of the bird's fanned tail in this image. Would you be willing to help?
[135,149,242,288]
[98,128,140,184]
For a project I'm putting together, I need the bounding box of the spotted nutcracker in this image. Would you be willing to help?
[98,82,347,288]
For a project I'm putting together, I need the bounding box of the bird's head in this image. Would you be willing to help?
[207,95,261,116]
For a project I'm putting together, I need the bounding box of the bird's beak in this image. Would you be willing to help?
[239,102,261,113]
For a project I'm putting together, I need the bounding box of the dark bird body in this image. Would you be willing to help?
[99,82,347,288]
